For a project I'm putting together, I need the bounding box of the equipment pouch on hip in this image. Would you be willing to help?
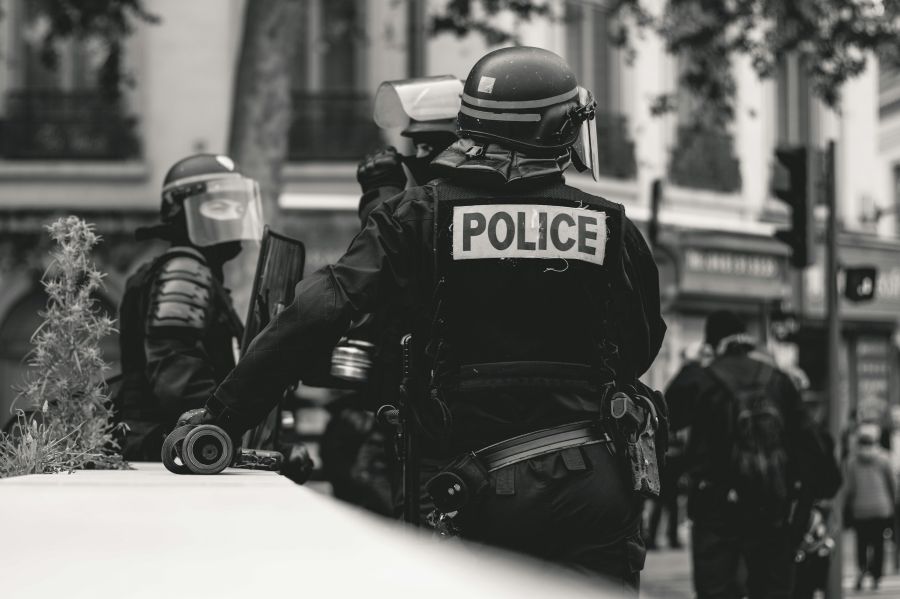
[609,392,661,498]
[426,452,490,514]
[628,428,661,498]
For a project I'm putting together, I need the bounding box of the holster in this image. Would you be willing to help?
[606,391,662,498]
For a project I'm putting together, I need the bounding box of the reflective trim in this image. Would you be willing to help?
[459,105,541,122]
[162,172,243,193]
[462,87,578,109]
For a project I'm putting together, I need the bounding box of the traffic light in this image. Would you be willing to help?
[844,266,877,302]
[771,146,813,268]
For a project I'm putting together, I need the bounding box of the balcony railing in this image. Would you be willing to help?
[595,110,637,180]
[668,125,742,193]
[0,90,141,160]
[288,92,384,161]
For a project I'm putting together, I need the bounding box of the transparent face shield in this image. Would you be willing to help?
[182,177,264,247]
[574,87,601,182]
[373,75,463,129]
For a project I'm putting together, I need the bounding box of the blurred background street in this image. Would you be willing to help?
[2,1,900,597]
[642,530,900,598]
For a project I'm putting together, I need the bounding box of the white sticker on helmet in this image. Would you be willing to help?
[477,76,496,94]
[215,155,235,171]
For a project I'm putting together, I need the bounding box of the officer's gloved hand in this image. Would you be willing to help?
[280,443,315,485]
[174,407,215,429]
[174,397,246,445]
[357,147,407,194]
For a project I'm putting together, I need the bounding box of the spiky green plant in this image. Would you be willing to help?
[0,216,127,477]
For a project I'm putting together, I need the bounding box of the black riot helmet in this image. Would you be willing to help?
[138,154,264,248]
[457,47,600,177]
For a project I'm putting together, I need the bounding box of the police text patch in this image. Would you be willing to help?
[452,204,607,265]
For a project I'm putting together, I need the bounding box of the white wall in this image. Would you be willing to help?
[139,0,242,191]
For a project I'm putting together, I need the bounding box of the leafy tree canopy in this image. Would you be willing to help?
[20,0,158,98]
[432,0,900,128]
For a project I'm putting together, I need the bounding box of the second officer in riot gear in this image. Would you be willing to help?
[115,154,263,461]
[322,75,462,515]
[180,48,666,590]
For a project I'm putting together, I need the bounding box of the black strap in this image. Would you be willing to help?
[474,420,611,472]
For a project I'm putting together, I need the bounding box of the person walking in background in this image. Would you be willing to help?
[645,425,687,549]
[845,423,896,591]
[666,310,840,599]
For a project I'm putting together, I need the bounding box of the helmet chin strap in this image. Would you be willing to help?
[570,146,590,173]
[199,242,243,280]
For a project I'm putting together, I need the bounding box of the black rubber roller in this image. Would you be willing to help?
[161,426,193,474]
[181,425,234,474]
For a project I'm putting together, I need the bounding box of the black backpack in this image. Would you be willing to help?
[709,361,791,521]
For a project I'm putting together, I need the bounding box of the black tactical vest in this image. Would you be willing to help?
[422,182,627,451]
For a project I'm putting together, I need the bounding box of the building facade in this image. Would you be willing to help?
[0,0,894,430]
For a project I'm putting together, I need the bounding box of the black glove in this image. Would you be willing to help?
[174,407,215,429]
[174,396,246,442]
[280,443,315,485]
[356,147,407,194]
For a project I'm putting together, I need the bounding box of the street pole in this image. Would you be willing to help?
[824,140,844,599]
[407,0,426,78]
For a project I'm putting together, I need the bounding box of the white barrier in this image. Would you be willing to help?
[0,463,627,598]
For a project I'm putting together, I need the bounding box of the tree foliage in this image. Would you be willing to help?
[432,0,900,127]
[26,0,158,98]
[0,217,125,477]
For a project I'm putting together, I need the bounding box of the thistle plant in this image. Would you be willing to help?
[0,216,126,477]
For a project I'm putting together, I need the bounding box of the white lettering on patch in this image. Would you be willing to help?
[477,76,496,94]
[452,204,607,265]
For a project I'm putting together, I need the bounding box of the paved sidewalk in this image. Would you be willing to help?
[641,532,900,598]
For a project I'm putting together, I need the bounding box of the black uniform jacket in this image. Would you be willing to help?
[666,347,840,520]
[213,177,666,452]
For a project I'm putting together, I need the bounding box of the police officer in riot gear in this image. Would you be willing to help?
[180,48,665,589]
[323,76,461,515]
[357,74,462,222]
[115,154,263,461]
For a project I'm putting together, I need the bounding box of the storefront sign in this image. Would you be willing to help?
[680,246,790,300]
[856,336,890,405]
[805,241,900,320]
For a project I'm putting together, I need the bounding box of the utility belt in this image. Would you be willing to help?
[425,420,610,533]
[425,391,662,534]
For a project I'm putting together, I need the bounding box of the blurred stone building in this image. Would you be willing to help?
[0,0,896,429]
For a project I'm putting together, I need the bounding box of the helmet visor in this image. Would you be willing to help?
[373,75,463,129]
[575,87,601,181]
[183,178,264,247]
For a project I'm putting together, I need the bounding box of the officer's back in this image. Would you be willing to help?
[188,47,666,593]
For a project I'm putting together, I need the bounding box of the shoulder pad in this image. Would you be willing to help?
[147,250,212,332]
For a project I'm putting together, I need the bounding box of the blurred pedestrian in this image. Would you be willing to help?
[667,310,840,599]
[845,423,896,591]
[645,426,686,549]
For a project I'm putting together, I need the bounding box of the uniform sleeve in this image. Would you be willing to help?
[619,219,667,378]
[144,255,219,420]
[211,196,421,430]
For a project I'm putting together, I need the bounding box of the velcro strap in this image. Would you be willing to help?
[561,447,586,471]
[495,468,515,495]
